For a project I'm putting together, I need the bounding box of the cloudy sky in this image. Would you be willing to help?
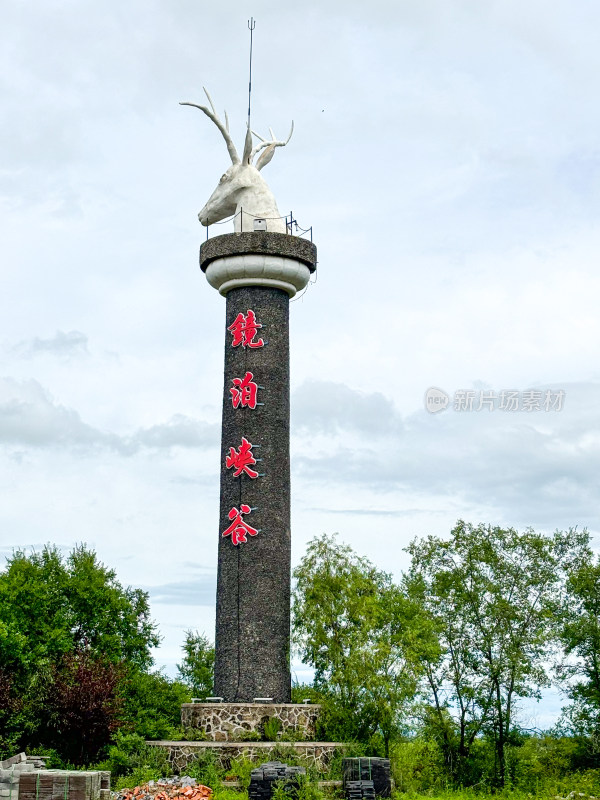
[2,0,599,726]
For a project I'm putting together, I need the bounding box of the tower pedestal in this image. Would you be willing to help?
[201,233,317,703]
[181,702,321,742]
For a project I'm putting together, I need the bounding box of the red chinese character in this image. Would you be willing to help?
[230,371,259,409]
[228,310,264,348]
[225,437,259,478]
[222,504,259,545]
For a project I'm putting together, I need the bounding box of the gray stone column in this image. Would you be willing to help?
[200,232,317,703]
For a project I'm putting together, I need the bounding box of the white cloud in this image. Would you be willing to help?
[12,330,89,359]
[292,379,600,533]
[132,414,218,451]
[293,380,401,436]
[1,0,600,724]
[145,577,216,607]
[0,377,218,455]
[0,377,115,450]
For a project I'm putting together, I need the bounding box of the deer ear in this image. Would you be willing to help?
[255,144,276,171]
[242,126,253,165]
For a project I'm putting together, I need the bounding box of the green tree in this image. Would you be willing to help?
[557,550,600,748]
[292,534,433,755]
[405,521,586,786]
[176,630,215,699]
[0,544,159,684]
[0,544,160,759]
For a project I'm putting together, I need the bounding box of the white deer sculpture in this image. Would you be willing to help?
[181,88,293,234]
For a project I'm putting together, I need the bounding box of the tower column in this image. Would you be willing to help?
[200,232,317,703]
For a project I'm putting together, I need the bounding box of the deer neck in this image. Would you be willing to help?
[234,184,285,234]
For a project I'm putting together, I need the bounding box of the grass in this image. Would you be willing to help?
[388,779,600,800]
[98,733,600,800]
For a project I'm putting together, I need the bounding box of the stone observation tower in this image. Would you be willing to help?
[178,87,320,740]
[202,232,315,702]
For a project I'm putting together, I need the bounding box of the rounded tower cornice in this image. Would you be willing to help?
[199,232,317,298]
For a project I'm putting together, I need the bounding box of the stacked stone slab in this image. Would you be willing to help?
[344,782,376,800]
[342,759,391,798]
[248,761,306,800]
[18,772,108,800]
[0,765,28,800]
[0,757,109,800]
[0,754,35,800]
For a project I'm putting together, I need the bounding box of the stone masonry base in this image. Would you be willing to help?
[181,703,321,742]
[146,741,346,773]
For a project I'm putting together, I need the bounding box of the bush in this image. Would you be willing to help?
[223,754,256,789]
[263,744,303,767]
[185,748,223,790]
[0,669,25,759]
[121,670,191,740]
[390,738,448,794]
[263,718,283,742]
[181,728,209,742]
[96,732,172,780]
[503,735,579,790]
[114,768,167,791]
[272,774,324,800]
[291,685,323,705]
[39,652,124,766]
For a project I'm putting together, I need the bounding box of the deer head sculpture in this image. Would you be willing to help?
[180,88,293,234]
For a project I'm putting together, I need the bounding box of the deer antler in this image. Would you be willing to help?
[180,88,240,165]
[250,122,294,171]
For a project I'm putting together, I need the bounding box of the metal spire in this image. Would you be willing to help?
[248,18,255,128]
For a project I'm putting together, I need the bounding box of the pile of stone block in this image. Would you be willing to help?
[19,770,109,800]
[248,761,306,800]
[344,781,376,800]
[0,754,36,800]
[342,758,391,799]
[0,755,110,800]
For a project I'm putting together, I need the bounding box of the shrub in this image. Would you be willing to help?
[390,738,448,794]
[97,732,171,780]
[225,755,256,789]
[120,670,191,740]
[41,652,124,765]
[263,718,283,742]
[272,774,324,800]
[115,768,166,791]
[186,748,222,790]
